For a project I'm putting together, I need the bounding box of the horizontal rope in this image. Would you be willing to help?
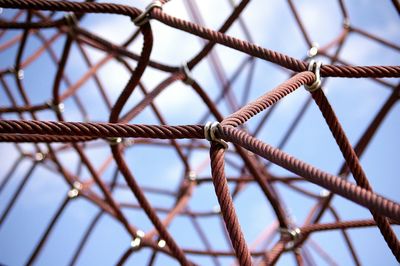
[0,120,204,139]
[0,134,96,143]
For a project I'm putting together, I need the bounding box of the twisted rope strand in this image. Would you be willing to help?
[310,89,400,260]
[0,120,204,139]
[210,143,253,266]
[220,126,400,222]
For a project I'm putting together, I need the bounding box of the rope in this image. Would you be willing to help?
[0,0,399,265]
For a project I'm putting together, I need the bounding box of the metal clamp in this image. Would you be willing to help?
[9,66,24,80]
[106,137,124,146]
[307,42,319,58]
[280,227,301,240]
[187,170,197,182]
[279,227,301,251]
[181,62,194,85]
[343,17,351,29]
[320,189,330,197]
[131,230,145,248]
[64,12,78,27]
[64,12,78,37]
[46,100,65,113]
[204,122,228,149]
[68,181,82,199]
[132,1,163,26]
[304,60,322,92]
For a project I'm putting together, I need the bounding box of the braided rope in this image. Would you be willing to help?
[210,143,252,265]
[0,120,204,139]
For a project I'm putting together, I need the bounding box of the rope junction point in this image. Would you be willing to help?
[131,229,145,248]
[181,62,194,85]
[46,100,65,113]
[304,60,322,92]
[106,137,124,145]
[132,1,163,27]
[204,122,228,149]
[9,67,24,80]
[279,227,302,251]
[64,12,77,26]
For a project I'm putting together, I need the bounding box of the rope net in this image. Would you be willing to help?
[0,0,399,265]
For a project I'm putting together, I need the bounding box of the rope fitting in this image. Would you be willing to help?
[307,42,319,58]
[46,100,65,113]
[106,137,134,146]
[107,137,124,146]
[34,152,46,162]
[181,62,194,85]
[279,227,301,251]
[64,12,77,26]
[157,239,166,248]
[204,122,228,149]
[131,229,145,248]
[304,60,322,92]
[9,66,24,80]
[132,1,162,26]
[64,12,77,37]
[343,18,351,29]
[212,204,221,214]
[67,181,82,199]
[320,189,330,197]
[187,170,198,182]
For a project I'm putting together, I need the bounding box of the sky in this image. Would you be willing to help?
[0,0,399,265]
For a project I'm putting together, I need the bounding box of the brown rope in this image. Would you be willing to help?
[210,142,253,265]
[310,88,400,260]
[0,0,399,265]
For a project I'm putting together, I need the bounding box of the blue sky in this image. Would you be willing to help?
[0,0,399,265]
